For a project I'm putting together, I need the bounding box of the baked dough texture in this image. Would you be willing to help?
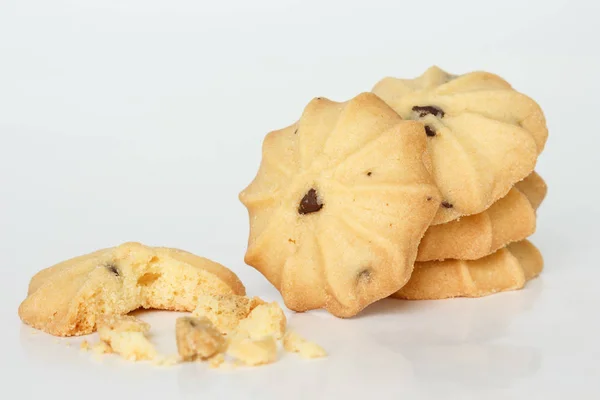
[373,66,548,225]
[19,242,245,336]
[240,93,441,317]
[393,240,543,300]
[417,172,546,261]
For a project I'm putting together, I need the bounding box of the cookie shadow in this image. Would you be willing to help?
[355,297,424,318]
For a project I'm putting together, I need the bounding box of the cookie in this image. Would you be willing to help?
[393,240,543,300]
[417,172,546,261]
[19,242,246,336]
[239,93,441,317]
[283,331,327,359]
[373,66,548,224]
[175,316,226,361]
[96,315,157,361]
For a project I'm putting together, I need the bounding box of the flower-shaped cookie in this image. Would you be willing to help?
[373,66,548,224]
[417,172,546,261]
[394,240,543,300]
[240,93,441,317]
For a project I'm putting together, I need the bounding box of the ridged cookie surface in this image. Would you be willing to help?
[240,93,441,317]
[394,240,543,300]
[417,172,546,261]
[373,66,548,225]
[19,242,245,336]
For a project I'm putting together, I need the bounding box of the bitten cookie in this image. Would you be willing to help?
[19,242,245,336]
[417,172,546,261]
[240,93,441,317]
[393,240,543,300]
[373,66,548,224]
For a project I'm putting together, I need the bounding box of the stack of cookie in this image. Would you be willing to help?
[372,67,547,301]
[240,66,547,317]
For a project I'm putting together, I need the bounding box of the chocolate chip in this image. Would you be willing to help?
[424,125,436,137]
[298,188,323,215]
[366,171,372,176]
[426,196,432,201]
[106,263,120,276]
[188,319,197,328]
[412,105,445,118]
[441,201,453,208]
[294,128,298,135]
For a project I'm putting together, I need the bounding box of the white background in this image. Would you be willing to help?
[1,0,599,399]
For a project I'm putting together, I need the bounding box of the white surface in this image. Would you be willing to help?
[1,0,599,398]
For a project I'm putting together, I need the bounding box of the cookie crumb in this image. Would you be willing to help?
[80,340,90,351]
[91,341,112,355]
[152,354,180,367]
[208,353,225,369]
[283,331,327,359]
[176,316,226,361]
[235,302,286,340]
[97,315,157,361]
[227,336,277,366]
[193,294,265,335]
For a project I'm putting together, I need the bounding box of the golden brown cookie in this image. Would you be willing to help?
[373,66,548,225]
[417,172,546,261]
[19,242,245,336]
[240,93,441,317]
[393,240,543,300]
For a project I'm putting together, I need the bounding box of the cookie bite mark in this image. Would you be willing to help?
[441,201,454,208]
[105,263,120,276]
[298,188,323,215]
[412,105,445,118]
[424,125,436,137]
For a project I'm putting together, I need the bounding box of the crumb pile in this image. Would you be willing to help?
[81,294,325,368]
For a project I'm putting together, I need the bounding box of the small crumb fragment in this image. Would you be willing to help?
[176,316,226,361]
[193,294,265,335]
[97,315,157,361]
[235,302,286,340]
[152,354,180,367]
[91,341,112,355]
[283,331,327,359]
[208,353,225,369]
[80,340,90,351]
[227,336,277,366]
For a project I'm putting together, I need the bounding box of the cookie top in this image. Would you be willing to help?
[19,242,245,336]
[373,66,548,224]
[240,93,441,317]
